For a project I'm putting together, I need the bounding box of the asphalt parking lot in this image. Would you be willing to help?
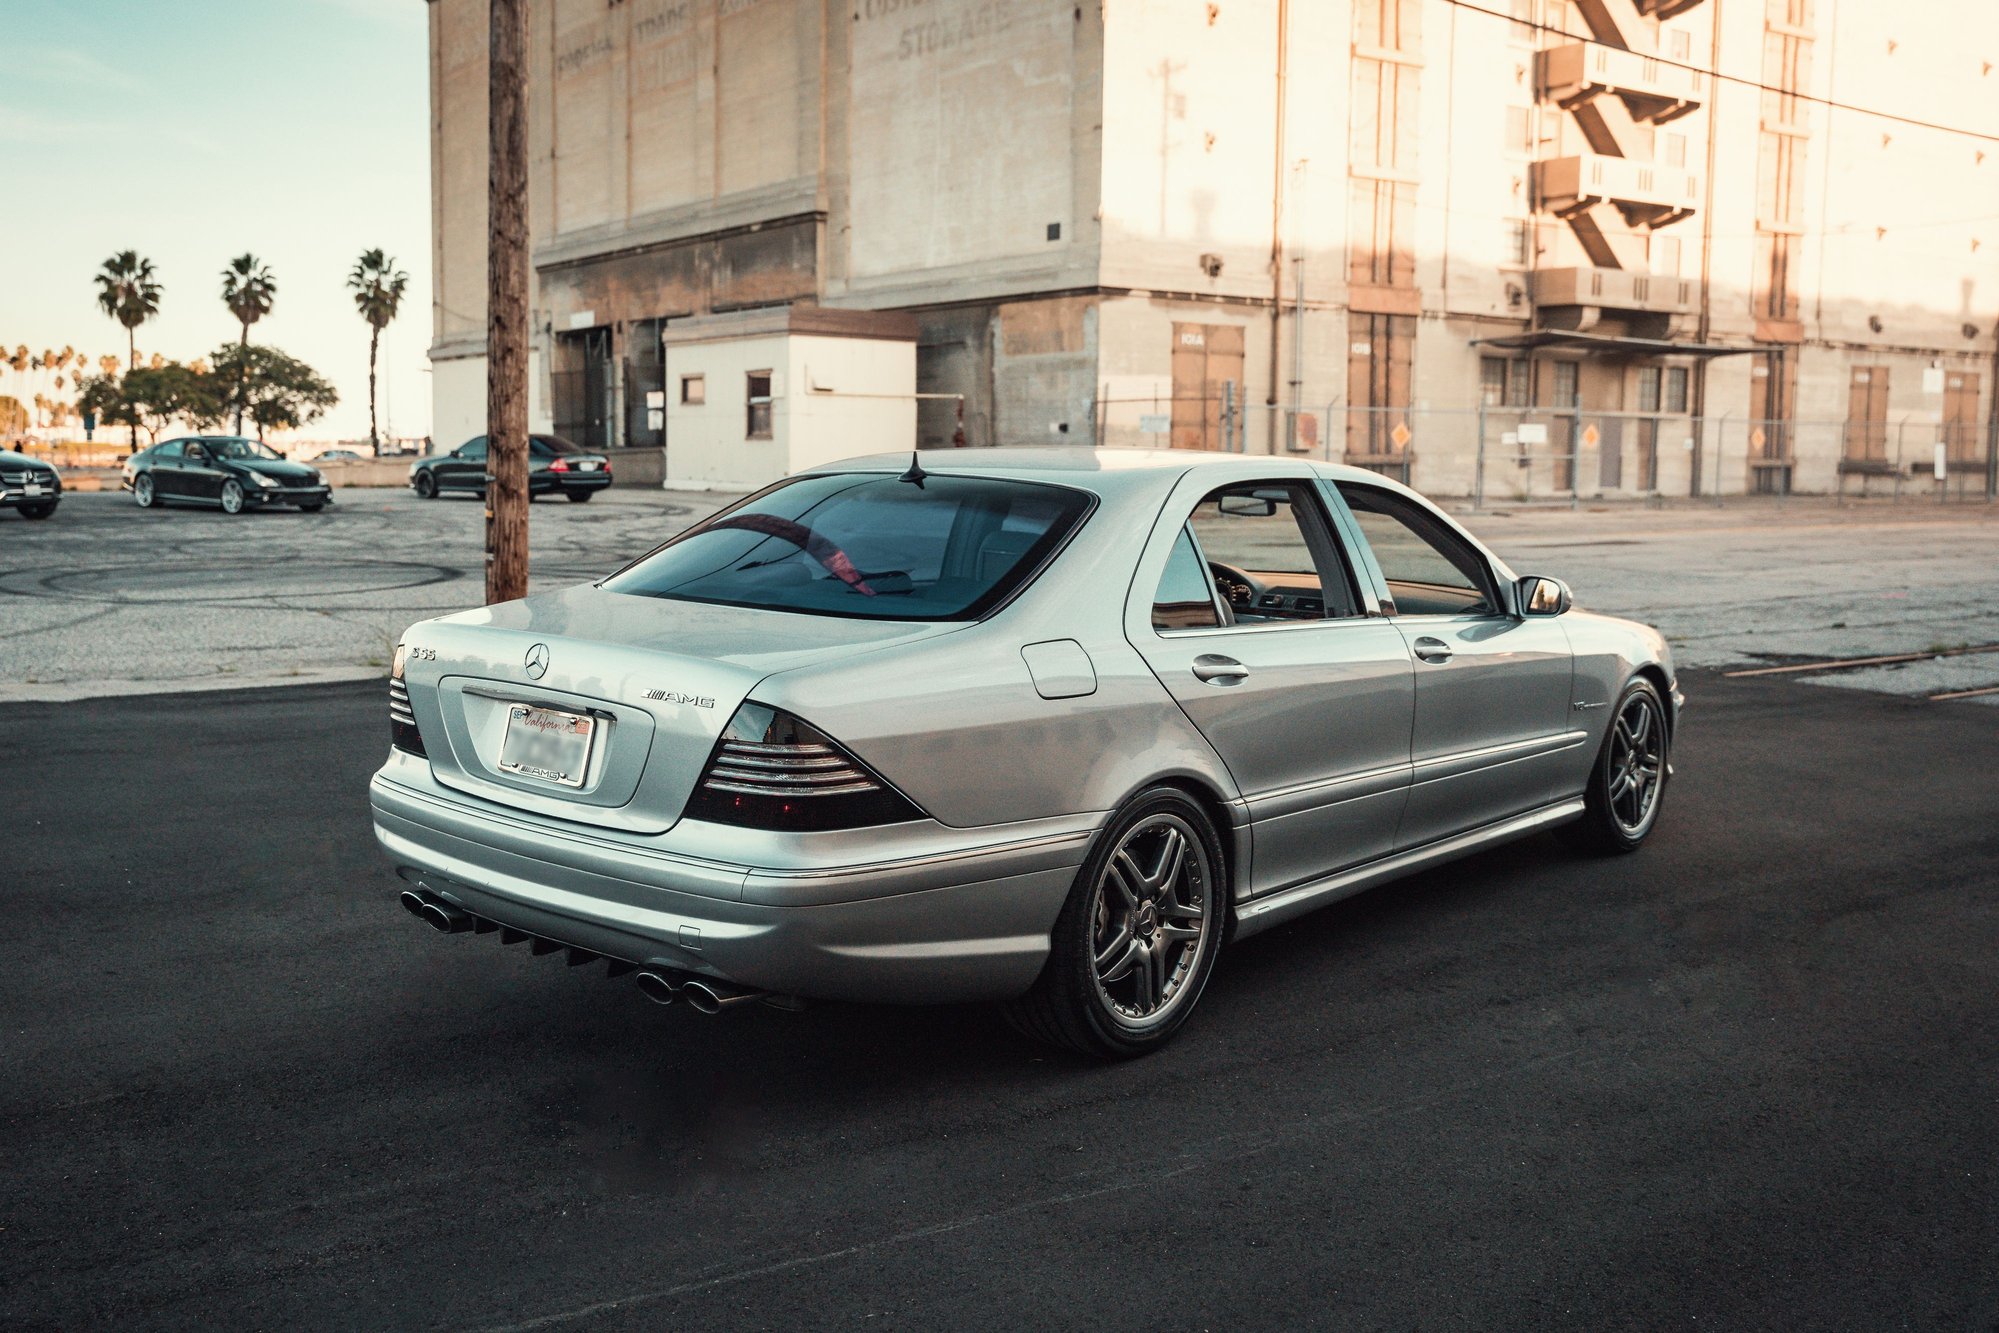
[4,670,1995,1328]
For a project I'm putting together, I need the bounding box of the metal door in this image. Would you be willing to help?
[1128,470,1414,895]
[1333,481,1577,848]
[1169,323,1243,451]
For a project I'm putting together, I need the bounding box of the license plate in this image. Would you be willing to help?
[498,705,596,787]
[24,483,43,496]
[578,461,598,471]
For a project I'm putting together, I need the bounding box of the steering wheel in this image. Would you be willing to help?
[710,513,877,596]
[1207,561,1258,612]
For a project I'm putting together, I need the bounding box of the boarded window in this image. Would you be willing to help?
[1845,366,1890,461]
[746,371,773,440]
[681,374,705,405]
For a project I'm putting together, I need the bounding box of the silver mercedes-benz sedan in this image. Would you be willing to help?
[371,448,1678,1057]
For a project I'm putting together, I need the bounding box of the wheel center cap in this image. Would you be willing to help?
[1136,903,1158,937]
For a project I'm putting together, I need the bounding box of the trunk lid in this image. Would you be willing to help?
[402,585,961,832]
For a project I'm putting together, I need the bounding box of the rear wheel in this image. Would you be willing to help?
[565,488,593,503]
[133,474,157,508]
[18,501,56,520]
[1004,787,1226,1059]
[1560,677,1669,854]
[414,471,437,499]
[219,480,245,515]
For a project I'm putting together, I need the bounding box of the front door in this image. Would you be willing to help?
[1129,471,1414,897]
[440,438,486,491]
[180,441,226,503]
[1333,481,1577,849]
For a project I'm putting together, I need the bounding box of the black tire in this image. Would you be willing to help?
[565,489,593,503]
[1003,786,1227,1059]
[297,502,325,513]
[18,502,57,520]
[133,473,158,508]
[414,471,437,499]
[219,479,246,516]
[1559,676,1670,855]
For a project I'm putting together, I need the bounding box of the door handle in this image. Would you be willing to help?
[1191,654,1249,685]
[1413,636,1453,664]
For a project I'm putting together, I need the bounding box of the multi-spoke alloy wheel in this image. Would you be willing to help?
[1089,814,1211,1024]
[1005,787,1226,1058]
[1607,691,1665,837]
[1563,676,1671,854]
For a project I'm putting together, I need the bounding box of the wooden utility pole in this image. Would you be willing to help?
[485,0,530,604]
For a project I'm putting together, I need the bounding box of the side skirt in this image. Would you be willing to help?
[1229,797,1585,942]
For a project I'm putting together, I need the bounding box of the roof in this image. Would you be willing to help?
[1469,329,1760,358]
[821,446,1391,485]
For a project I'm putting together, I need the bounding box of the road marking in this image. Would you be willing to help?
[1724,643,1999,678]
[1929,684,1999,701]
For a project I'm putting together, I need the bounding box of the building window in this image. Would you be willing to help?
[1669,28,1691,62]
[1503,219,1531,267]
[1552,361,1579,408]
[1652,235,1681,277]
[1665,366,1689,413]
[680,373,705,405]
[1637,366,1663,412]
[1504,106,1535,157]
[746,371,773,439]
[1508,0,1536,44]
[1664,131,1687,169]
[1480,356,1530,407]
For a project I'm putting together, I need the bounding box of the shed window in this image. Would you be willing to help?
[681,374,705,405]
[746,371,773,440]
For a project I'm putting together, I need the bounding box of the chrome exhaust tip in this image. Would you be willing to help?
[398,889,430,919]
[633,970,681,1006]
[419,899,474,934]
[678,979,762,1014]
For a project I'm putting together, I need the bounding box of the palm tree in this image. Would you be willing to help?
[347,248,408,449]
[94,250,163,450]
[220,254,277,435]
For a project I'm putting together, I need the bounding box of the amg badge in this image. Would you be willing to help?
[644,689,714,708]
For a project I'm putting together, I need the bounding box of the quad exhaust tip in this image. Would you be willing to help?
[401,887,473,934]
[633,970,680,1006]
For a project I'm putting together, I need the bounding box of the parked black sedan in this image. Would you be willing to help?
[124,436,332,514]
[410,434,613,502]
[0,448,62,520]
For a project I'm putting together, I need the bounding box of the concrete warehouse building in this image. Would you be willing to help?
[426,0,1999,496]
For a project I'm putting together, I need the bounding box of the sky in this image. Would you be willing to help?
[0,0,432,443]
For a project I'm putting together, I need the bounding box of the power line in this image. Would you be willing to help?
[1440,0,1999,145]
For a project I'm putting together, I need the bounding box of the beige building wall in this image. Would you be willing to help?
[428,0,1999,494]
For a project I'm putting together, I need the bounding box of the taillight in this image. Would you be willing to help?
[685,703,924,831]
[549,458,570,472]
[389,644,426,756]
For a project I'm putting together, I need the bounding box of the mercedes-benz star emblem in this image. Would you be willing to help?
[524,642,550,680]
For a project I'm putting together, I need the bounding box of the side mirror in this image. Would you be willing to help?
[1518,575,1572,617]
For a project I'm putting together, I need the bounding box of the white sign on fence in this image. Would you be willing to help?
[1138,414,1171,435]
[1923,365,1946,395]
[1935,442,1948,480]
[1517,423,1549,445]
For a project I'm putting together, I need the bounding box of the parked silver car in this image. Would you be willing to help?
[372,449,1678,1056]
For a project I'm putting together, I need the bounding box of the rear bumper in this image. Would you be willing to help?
[532,472,612,492]
[368,768,1088,1003]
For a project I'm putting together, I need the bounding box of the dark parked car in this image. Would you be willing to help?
[410,434,613,503]
[124,436,332,514]
[0,448,62,519]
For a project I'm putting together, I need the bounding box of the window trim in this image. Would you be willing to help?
[1329,481,1505,621]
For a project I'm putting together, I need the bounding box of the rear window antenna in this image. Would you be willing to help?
[898,450,928,487]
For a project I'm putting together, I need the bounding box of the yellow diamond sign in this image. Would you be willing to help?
[1390,420,1412,449]
[1580,423,1600,449]
[1750,427,1767,450]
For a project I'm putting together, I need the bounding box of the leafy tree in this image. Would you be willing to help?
[94,251,163,450]
[219,254,278,434]
[74,372,130,439]
[346,248,407,449]
[121,363,222,444]
[208,343,338,440]
[0,395,25,435]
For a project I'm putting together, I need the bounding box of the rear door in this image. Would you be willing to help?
[147,441,186,498]
[1331,481,1577,848]
[181,441,226,503]
[1128,467,1414,897]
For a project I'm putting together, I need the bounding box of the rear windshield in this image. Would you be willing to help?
[531,435,582,456]
[603,472,1093,620]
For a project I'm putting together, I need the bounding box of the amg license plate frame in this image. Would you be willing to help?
[497,703,597,788]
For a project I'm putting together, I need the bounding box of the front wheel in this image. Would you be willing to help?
[219,480,245,515]
[1004,786,1227,1059]
[18,501,57,520]
[1560,677,1669,855]
[413,471,437,499]
[133,474,158,508]
[297,502,325,513]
